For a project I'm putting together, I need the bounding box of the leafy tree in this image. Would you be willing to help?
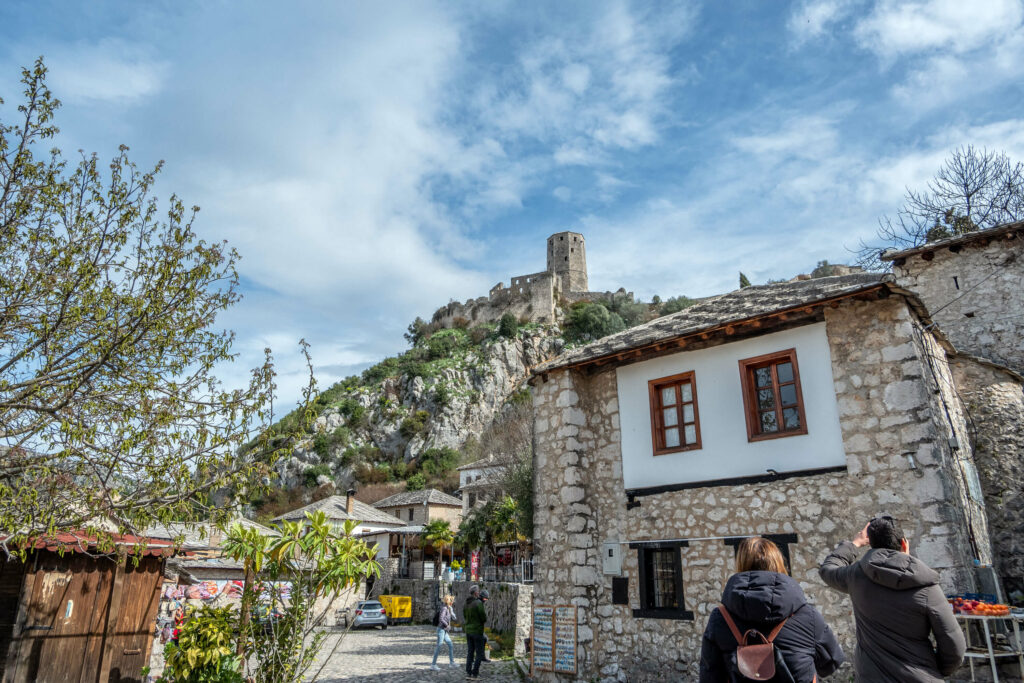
[302,464,332,488]
[739,272,752,288]
[422,518,455,575]
[498,313,519,339]
[563,301,626,343]
[0,59,300,555]
[810,260,837,278]
[222,512,381,682]
[404,316,430,346]
[859,146,1024,268]
[406,472,426,491]
[660,295,696,315]
[161,605,245,683]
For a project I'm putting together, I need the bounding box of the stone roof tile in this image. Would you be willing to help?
[372,488,462,508]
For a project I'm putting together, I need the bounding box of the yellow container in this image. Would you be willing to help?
[378,595,412,623]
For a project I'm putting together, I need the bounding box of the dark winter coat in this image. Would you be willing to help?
[700,571,844,682]
[463,596,487,635]
[819,541,966,682]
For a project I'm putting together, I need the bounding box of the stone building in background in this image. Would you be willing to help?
[883,221,1024,602]
[528,272,999,681]
[431,231,634,327]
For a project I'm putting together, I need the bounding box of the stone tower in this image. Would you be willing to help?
[546,231,588,293]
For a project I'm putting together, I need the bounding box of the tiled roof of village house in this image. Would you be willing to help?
[456,456,503,471]
[272,495,403,526]
[880,220,1024,261]
[534,273,890,373]
[372,489,462,508]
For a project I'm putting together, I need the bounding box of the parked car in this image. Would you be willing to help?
[339,600,388,629]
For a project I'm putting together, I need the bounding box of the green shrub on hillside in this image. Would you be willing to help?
[564,301,626,343]
[400,410,431,439]
[406,472,426,491]
[303,464,332,488]
[418,447,459,476]
[498,313,519,339]
[660,295,696,315]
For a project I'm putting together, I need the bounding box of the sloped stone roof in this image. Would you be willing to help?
[272,495,402,526]
[145,517,277,549]
[372,489,462,508]
[534,273,889,372]
[456,456,503,471]
[881,220,1024,261]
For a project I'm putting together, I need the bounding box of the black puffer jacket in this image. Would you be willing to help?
[699,571,844,682]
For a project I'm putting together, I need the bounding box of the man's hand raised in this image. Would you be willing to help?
[852,523,870,548]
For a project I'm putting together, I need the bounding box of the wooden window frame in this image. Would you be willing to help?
[648,371,702,455]
[738,348,808,442]
[630,541,694,620]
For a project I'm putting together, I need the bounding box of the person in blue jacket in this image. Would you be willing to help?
[700,537,844,682]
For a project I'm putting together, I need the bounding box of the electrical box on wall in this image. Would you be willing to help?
[601,541,622,575]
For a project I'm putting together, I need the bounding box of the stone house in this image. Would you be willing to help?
[273,491,403,546]
[883,221,1024,600]
[372,488,464,529]
[528,272,995,681]
[457,456,505,513]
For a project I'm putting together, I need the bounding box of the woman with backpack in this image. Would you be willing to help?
[430,593,456,670]
[699,537,844,682]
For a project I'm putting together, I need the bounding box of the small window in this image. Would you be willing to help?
[469,493,477,507]
[648,372,701,455]
[632,543,692,620]
[394,510,401,519]
[738,349,807,441]
[408,508,414,521]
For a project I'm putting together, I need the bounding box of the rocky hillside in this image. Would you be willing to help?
[264,323,563,507]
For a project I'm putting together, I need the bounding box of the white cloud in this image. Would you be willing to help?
[553,186,572,201]
[855,0,1023,58]
[732,115,839,160]
[788,0,859,42]
[44,39,167,103]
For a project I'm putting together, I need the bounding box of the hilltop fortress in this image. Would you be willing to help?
[432,231,633,327]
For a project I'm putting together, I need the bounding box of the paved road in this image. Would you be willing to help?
[312,624,523,682]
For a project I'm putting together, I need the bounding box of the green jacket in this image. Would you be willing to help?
[463,596,487,635]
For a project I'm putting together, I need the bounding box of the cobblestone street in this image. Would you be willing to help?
[313,625,524,682]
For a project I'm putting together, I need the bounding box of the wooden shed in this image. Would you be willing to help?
[0,533,173,683]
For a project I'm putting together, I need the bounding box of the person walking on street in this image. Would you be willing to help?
[464,585,487,680]
[819,515,966,682]
[700,537,844,682]
[430,594,456,670]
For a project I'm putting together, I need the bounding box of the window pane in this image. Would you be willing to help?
[760,411,778,433]
[683,404,694,423]
[661,386,676,406]
[783,407,801,430]
[647,549,678,609]
[665,427,680,448]
[776,361,794,383]
[684,424,697,444]
[757,388,775,411]
[754,367,772,387]
[663,408,678,427]
[779,384,797,407]
[680,382,692,402]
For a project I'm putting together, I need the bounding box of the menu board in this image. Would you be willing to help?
[531,604,576,675]
[553,606,577,674]
[531,605,553,672]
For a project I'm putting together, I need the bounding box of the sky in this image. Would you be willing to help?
[3,0,1024,407]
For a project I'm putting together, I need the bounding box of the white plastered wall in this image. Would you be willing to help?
[616,322,846,490]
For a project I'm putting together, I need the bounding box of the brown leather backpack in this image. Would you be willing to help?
[717,603,790,681]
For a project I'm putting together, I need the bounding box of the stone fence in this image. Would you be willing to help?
[383,578,533,656]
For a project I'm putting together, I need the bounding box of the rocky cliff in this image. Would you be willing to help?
[272,325,564,492]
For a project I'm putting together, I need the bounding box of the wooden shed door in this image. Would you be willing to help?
[4,554,162,683]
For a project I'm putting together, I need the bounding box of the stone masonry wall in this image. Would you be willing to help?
[385,578,533,655]
[892,236,1024,374]
[530,297,982,682]
[433,275,557,328]
[951,357,1024,599]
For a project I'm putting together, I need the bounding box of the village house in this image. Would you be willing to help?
[272,490,403,555]
[528,271,1002,681]
[372,488,463,528]
[457,456,505,514]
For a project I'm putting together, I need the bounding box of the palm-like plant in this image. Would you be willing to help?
[422,518,455,576]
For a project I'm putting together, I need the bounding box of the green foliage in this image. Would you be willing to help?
[660,295,696,315]
[563,301,626,343]
[605,290,647,327]
[406,472,426,491]
[399,410,431,440]
[337,398,367,428]
[433,383,452,408]
[0,59,301,552]
[811,260,838,278]
[405,316,430,346]
[739,272,752,288]
[469,325,493,344]
[422,518,455,574]
[302,464,332,488]
[312,432,330,459]
[222,512,381,682]
[162,606,244,683]
[498,313,519,339]
[361,356,401,385]
[506,388,531,407]
[418,447,460,476]
[424,328,470,360]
